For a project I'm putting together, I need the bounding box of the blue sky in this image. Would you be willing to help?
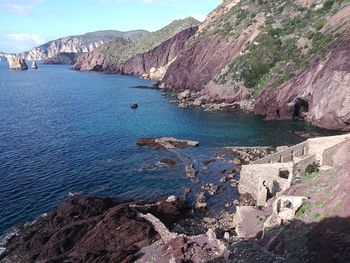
[0,0,218,53]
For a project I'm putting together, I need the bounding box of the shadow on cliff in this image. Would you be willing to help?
[244,216,350,263]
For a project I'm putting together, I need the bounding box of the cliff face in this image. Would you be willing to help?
[7,56,28,70]
[73,1,350,131]
[159,0,350,131]
[108,27,198,80]
[73,17,200,75]
[43,52,82,65]
[255,38,350,131]
[22,30,149,61]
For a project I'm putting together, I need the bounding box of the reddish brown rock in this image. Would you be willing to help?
[255,28,350,131]
[74,26,198,80]
[0,196,185,263]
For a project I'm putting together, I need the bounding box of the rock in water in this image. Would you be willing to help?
[130,103,138,109]
[31,61,38,69]
[7,56,28,70]
[136,137,199,149]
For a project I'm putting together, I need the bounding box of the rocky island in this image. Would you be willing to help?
[7,56,28,70]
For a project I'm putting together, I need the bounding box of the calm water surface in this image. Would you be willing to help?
[0,62,336,235]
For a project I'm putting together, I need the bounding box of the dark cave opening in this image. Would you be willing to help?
[293,98,309,119]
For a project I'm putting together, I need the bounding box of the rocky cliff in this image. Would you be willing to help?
[43,52,82,65]
[106,26,198,80]
[73,17,200,78]
[72,1,350,131]
[22,30,149,61]
[7,55,28,70]
[159,0,350,131]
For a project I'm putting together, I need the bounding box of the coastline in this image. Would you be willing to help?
[2,134,350,262]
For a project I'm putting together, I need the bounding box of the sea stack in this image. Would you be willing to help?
[31,61,38,69]
[7,55,28,70]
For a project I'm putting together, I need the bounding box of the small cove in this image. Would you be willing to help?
[0,62,338,235]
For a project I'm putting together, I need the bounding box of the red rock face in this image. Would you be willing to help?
[161,34,243,92]
[116,27,198,76]
[160,15,264,94]
[74,27,198,77]
[255,39,350,131]
[73,50,107,71]
[0,196,185,263]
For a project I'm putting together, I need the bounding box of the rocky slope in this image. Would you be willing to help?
[160,0,350,131]
[73,1,350,131]
[22,30,149,61]
[43,52,82,65]
[73,17,200,79]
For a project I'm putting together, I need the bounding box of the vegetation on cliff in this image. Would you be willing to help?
[96,17,200,65]
[43,52,82,65]
[211,0,350,96]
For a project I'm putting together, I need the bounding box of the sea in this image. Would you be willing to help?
[0,61,337,236]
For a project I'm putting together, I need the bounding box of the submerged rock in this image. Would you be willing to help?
[185,163,197,179]
[136,137,199,149]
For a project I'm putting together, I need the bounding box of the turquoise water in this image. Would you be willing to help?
[0,62,336,235]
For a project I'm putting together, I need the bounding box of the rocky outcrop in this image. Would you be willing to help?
[136,137,199,149]
[7,56,28,70]
[0,51,10,61]
[0,196,185,263]
[255,35,350,131]
[115,26,198,80]
[43,52,81,65]
[22,30,149,61]
[73,18,199,75]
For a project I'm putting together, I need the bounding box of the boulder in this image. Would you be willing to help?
[185,164,197,179]
[194,192,208,211]
[178,90,191,100]
[130,103,138,109]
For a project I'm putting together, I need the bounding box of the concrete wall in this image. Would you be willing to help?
[322,139,350,166]
[238,162,294,200]
[292,154,317,181]
[253,142,309,165]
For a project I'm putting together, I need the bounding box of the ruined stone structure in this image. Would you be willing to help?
[238,134,350,206]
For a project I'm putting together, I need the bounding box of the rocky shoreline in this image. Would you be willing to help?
[1,136,350,262]
[166,89,255,113]
[0,141,278,262]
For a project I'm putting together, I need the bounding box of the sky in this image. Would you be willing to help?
[0,0,218,53]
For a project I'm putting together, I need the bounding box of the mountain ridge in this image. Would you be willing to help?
[21,29,150,61]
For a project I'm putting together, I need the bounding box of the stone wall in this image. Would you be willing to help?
[322,139,350,166]
[238,162,294,200]
[253,141,309,165]
[292,154,317,181]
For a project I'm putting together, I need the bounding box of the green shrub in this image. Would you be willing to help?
[323,0,335,12]
[313,19,327,30]
[306,162,320,175]
[296,201,312,218]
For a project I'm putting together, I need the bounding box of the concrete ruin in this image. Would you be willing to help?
[238,134,350,206]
